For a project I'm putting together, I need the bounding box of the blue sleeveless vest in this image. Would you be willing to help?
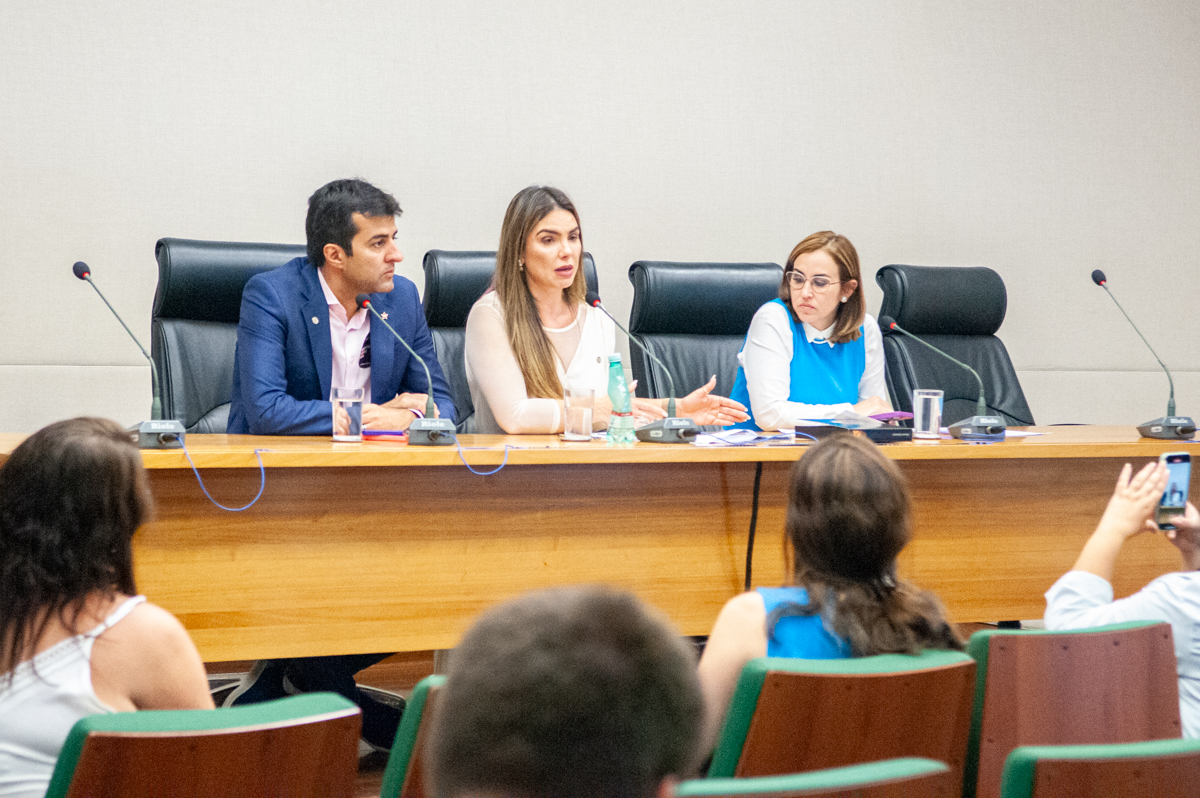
[757,586,851,659]
[729,299,866,431]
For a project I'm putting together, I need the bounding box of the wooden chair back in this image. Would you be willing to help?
[708,652,976,788]
[680,757,955,797]
[46,693,360,798]
[379,674,445,798]
[999,739,1200,798]
[967,621,1182,798]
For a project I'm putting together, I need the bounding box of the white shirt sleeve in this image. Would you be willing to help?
[1045,570,1177,629]
[464,295,562,434]
[740,305,888,428]
[858,315,889,408]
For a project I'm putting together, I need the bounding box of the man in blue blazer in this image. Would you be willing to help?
[228,181,454,434]
[224,179,454,751]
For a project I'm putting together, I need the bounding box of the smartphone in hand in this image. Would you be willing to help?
[1156,452,1191,531]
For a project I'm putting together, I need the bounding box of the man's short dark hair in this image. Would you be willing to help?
[305,179,401,268]
[427,586,704,798]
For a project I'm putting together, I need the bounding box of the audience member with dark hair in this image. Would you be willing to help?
[697,434,962,749]
[0,418,212,798]
[427,585,705,798]
[1045,460,1200,737]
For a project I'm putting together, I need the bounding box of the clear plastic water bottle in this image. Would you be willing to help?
[606,354,637,446]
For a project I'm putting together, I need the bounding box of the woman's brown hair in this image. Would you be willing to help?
[495,186,588,399]
[0,418,152,681]
[779,231,865,345]
[775,434,962,655]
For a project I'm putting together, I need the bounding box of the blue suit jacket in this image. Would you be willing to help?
[227,257,455,435]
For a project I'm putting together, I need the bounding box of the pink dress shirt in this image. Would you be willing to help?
[317,269,372,404]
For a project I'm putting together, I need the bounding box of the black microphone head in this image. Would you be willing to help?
[585,290,602,308]
[1091,269,1107,286]
[72,261,90,280]
[355,293,371,310]
[877,315,897,331]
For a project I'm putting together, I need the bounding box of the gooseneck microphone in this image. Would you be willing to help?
[878,316,1006,441]
[73,262,184,449]
[356,294,455,445]
[586,290,698,443]
[1091,270,1194,439]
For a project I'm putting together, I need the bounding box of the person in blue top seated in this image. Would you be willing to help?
[729,231,891,431]
[696,435,962,751]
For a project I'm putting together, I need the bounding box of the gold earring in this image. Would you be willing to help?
[519,259,524,271]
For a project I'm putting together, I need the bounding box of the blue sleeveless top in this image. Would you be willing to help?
[757,586,851,659]
[729,299,866,431]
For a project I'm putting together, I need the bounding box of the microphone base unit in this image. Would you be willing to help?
[635,417,699,443]
[948,415,1007,442]
[1137,416,1196,440]
[409,417,456,446]
[131,420,186,450]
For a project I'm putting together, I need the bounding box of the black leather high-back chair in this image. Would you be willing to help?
[422,250,599,433]
[626,261,783,400]
[875,264,1034,426]
[151,238,304,433]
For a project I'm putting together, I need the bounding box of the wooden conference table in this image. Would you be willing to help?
[0,427,1193,662]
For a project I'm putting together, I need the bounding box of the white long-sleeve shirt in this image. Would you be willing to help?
[464,291,615,435]
[735,302,888,429]
[1045,569,1200,738]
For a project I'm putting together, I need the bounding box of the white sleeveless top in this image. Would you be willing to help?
[0,595,145,798]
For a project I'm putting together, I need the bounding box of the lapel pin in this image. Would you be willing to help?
[311,316,319,325]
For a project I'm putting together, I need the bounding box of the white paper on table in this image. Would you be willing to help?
[796,411,883,430]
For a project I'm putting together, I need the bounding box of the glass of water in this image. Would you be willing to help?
[912,389,943,439]
[331,386,364,442]
[563,388,594,441]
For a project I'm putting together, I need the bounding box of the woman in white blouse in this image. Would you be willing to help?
[0,418,212,798]
[728,231,891,431]
[1045,461,1200,737]
[464,185,748,435]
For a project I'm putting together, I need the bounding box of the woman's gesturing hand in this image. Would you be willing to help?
[677,376,750,426]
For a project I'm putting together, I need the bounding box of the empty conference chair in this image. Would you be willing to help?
[627,261,782,400]
[679,758,955,798]
[45,693,360,798]
[874,264,1034,426]
[379,675,445,798]
[1000,739,1200,798]
[965,622,1181,798]
[422,250,599,433]
[152,237,305,432]
[708,652,976,786]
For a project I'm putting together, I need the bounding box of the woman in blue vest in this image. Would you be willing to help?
[729,231,890,430]
[695,435,962,751]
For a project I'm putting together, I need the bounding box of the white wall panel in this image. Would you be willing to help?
[2,1,1197,432]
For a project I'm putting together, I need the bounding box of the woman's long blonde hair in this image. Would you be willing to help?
[495,186,587,399]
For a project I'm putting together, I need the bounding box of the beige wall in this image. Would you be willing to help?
[2,1,1197,432]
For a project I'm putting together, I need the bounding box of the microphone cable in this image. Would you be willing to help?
[453,436,511,475]
[743,430,818,592]
[180,441,267,511]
